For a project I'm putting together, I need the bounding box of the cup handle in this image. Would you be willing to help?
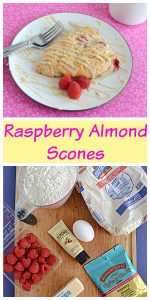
[15,197,37,224]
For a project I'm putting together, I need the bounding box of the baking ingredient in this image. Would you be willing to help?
[26,233,37,243]
[20,238,31,248]
[58,75,91,99]
[68,81,81,99]
[28,249,38,259]
[3,232,58,292]
[6,253,18,265]
[41,248,51,258]
[23,271,31,280]
[15,247,25,258]
[77,166,147,235]
[29,261,39,274]
[48,220,90,265]
[73,220,94,242]
[3,264,14,272]
[22,281,31,291]
[40,264,49,274]
[21,258,31,268]
[32,273,42,283]
[15,262,24,272]
[113,58,120,70]
[46,255,57,266]
[53,277,84,297]
[76,76,91,89]
[59,74,72,90]
[21,166,77,206]
[14,271,22,280]
[84,244,147,297]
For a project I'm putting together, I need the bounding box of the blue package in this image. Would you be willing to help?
[84,244,147,297]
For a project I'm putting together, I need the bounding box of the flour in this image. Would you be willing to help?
[21,166,77,206]
[77,166,147,235]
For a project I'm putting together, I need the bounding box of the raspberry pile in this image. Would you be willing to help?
[59,75,91,100]
[3,233,57,292]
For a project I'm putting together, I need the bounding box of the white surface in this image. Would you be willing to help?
[9,12,132,111]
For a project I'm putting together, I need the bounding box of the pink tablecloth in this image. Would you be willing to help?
[3,3,147,117]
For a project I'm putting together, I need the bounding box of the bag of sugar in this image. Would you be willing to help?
[77,167,147,235]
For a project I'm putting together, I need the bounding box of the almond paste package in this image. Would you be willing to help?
[77,167,147,235]
[84,244,147,297]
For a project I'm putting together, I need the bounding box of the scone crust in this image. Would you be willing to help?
[36,26,118,79]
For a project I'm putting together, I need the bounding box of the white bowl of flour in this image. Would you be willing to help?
[17,167,78,212]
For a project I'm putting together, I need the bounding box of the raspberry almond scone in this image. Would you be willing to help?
[36,26,120,79]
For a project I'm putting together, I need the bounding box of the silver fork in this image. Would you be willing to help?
[3,20,64,58]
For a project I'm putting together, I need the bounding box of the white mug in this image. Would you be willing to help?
[109,3,147,25]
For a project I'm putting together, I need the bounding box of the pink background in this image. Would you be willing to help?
[3,3,147,117]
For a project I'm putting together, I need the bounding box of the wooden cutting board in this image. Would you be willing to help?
[15,170,136,297]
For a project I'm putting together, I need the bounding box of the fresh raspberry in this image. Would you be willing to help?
[17,241,21,247]
[68,81,81,99]
[14,271,22,280]
[40,263,49,274]
[23,271,31,280]
[21,258,31,268]
[31,241,40,249]
[41,248,51,258]
[76,76,91,89]
[3,255,7,264]
[4,263,14,273]
[28,278,34,285]
[36,247,42,255]
[15,247,25,258]
[29,261,39,274]
[38,256,46,264]
[113,58,120,70]
[32,273,42,284]
[46,255,57,266]
[27,249,38,259]
[26,233,37,244]
[19,277,26,284]
[59,75,72,90]
[24,248,29,257]
[7,253,18,265]
[20,238,31,249]
[10,247,16,254]
[15,262,25,272]
[22,281,31,291]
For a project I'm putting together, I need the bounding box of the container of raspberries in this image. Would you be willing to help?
[3,204,61,294]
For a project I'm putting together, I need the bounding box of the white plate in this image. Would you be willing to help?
[9,13,133,111]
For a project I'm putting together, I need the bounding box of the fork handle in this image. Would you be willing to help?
[3,41,32,58]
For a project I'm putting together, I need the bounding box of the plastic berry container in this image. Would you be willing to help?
[3,203,62,295]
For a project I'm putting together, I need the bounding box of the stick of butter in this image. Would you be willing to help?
[53,277,84,297]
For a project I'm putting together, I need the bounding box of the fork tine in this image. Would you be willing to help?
[42,21,63,39]
[43,24,64,40]
[43,24,64,42]
[43,23,63,40]
[46,29,64,45]
[42,20,60,37]
[44,27,64,44]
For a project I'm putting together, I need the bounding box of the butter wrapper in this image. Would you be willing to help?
[53,277,84,297]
